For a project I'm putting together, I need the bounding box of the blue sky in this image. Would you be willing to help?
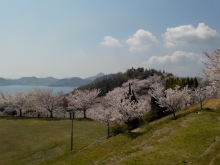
[0,0,220,78]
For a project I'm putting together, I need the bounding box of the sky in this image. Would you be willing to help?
[0,0,220,79]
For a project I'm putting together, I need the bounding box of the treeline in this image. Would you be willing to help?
[164,77,198,90]
[78,67,173,96]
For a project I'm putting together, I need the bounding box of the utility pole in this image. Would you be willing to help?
[70,111,74,152]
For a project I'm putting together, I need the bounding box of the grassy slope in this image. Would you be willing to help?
[0,118,106,165]
[42,99,220,165]
[1,99,220,165]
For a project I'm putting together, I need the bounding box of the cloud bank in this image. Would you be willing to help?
[163,23,220,47]
[100,36,122,47]
[143,51,205,77]
[126,29,158,52]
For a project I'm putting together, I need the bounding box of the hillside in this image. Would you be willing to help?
[48,77,92,87]
[42,99,220,165]
[85,72,105,81]
[15,76,59,86]
[40,99,220,165]
[1,99,220,165]
[0,73,104,87]
[78,67,172,96]
[0,78,15,85]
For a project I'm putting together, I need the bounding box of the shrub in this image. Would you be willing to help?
[0,107,4,113]
[125,118,141,132]
[4,110,17,116]
[140,111,155,124]
[110,122,127,136]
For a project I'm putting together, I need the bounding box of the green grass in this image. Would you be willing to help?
[1,98,220,165]
[0,118,106,165]
[42,99,220,165]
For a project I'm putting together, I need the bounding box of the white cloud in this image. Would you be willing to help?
[143,51,205,77]
[126,29,158,52]
[163,23,220,47]
[100,36,122,47]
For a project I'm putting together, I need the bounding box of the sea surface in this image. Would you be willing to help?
[0,85,76,94]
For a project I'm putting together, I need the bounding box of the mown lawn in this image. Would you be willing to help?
[0,118,106,165]
[41,99,220,165]
[1,98,220,165]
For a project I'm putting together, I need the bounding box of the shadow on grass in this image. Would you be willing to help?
[0,116,96,122]
[0,116,69,121]
[74,118,94,122]
[215,107,220,113]
[173,107,206,120]
[172,107,220,121]
[173,113,189,120]
[125,131,146,139]
[151,107,203,126]
[205,107,216,112]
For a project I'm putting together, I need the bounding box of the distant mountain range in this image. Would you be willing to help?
[48,77,92,87]
[0,72,105,87]
[84,72,106,81]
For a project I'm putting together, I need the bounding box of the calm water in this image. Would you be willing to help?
[0,85,77,94]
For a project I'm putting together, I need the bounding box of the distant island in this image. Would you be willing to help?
[0,73,105,87]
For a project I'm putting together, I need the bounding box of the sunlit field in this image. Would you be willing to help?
[42,99,220,165]
[1,98,220,165]
[0,118,106,165]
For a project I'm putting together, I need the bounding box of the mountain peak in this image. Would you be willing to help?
[85,72,105,81]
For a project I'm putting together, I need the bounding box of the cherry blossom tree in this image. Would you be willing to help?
[180,86,194,107]
[203,49,220,88]
[122,74,162,95]
[106,87,149,131]
[88,87,126,137]
[148,83,164,99]
[10,92,32,117]
[0,92,33,117]
[202,49,220,105]
[30,88,64,118]
[192,85,214,109]
[150,84,191,118]
[117,97,149,131]
[0,91,9,116]
[88,99,120,138]
[89,85,149,133]
[66,89,100,118]
[159,86,184,118]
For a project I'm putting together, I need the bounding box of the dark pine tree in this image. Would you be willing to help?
[150,97,166,119]
[193,77,198,88]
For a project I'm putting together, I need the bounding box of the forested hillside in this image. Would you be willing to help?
[78,67,173,96]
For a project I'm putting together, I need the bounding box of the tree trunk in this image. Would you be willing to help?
[83,110,87,118]
[50,111,53,118]
[19,109,22,117]
[200,101,203,110]
[172,111,176,118]
[107,122,110,138]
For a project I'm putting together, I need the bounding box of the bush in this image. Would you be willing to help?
[150,97,166,119]
[110,122,127,136]
[204,107,213,111]
[125,118,141,132]
[140,111,155,124]
[0,107,4,113]
[4,110,17,116]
